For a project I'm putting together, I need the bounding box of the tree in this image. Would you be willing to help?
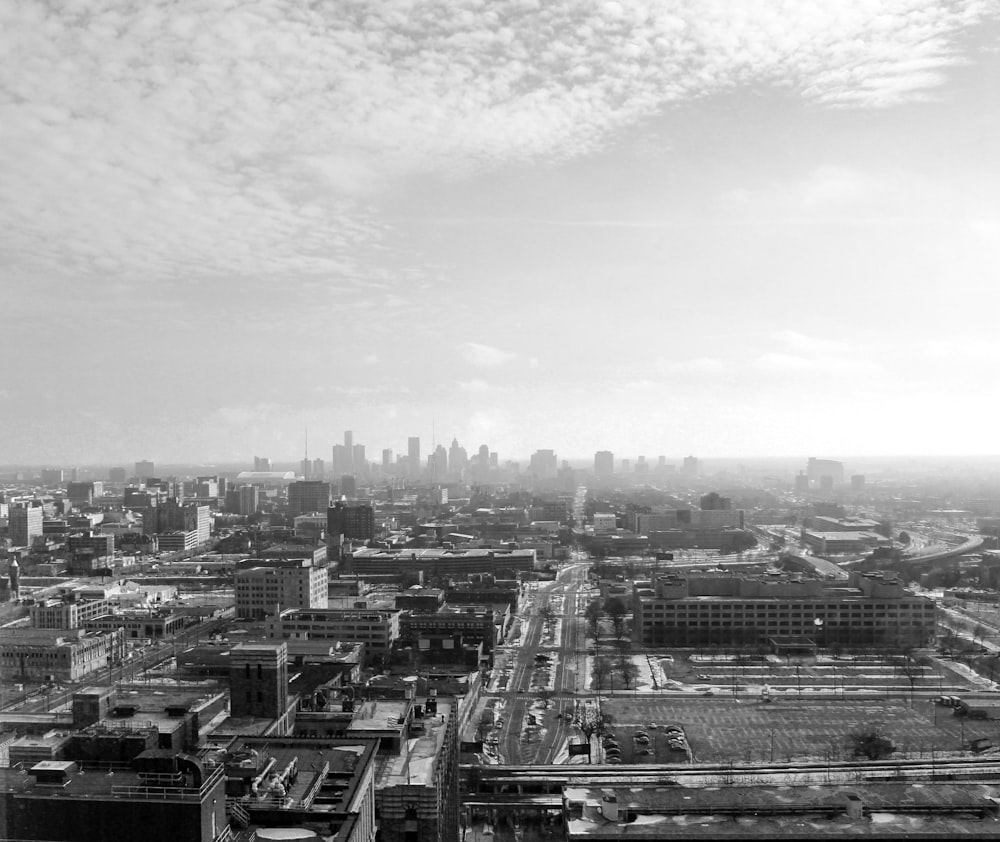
[848,725,895,760]
[605,596,628,642]
[592,657,613,694]
[585,599,603,646]
[898,531,911,545]
[571,702,606,764]
[899,652,932,706]
[616,658,640,690]
[539,602,556,627]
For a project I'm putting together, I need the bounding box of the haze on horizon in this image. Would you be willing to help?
[2,0,999,466]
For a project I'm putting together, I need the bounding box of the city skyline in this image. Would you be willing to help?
[2,1,999,464]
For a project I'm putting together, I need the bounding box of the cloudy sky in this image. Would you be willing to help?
[2,0,999,466]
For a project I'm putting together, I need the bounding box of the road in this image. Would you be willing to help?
[494,561,591,765]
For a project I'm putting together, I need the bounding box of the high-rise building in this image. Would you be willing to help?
[448,438,467,475]
[529,449,558,479]
[9,503,43,548]
[40,468,64,485]
[134,460,155,480]
[851,474,866,491]
[237,484,261,516]
[382,448,393,471]
[700,492,731,510]
[681,455,700,477]
[807,457,845,488]
[311,457,325,480]
[328,501,375,542]
[339,474,357,497]
[287,480,331,515]
[253,456,271,471]
[594,451,614,478]
[408,437,421,477]
[67,481,103,508]
[108,467,126,483]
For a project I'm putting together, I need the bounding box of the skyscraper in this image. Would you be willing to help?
[408,436,420,477]
[134,460,155,480]
[594,450,614,478]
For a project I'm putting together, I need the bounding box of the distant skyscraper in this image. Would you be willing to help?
[807,457,844,488]
[343,431,355,475]
[108,467,126,483]
[40,468,64,485]
[681,456,700,477]
[529,449,558,479]
[408,436,421,476]
[851,474,866,491]
[594,451,614,478]
[635,455,649,474]
[382,448,393,470]
[237,485,261,515]
[134,460,155,480]
[311,458,325,480]
[253,456,271,471]
[448,438,467,475]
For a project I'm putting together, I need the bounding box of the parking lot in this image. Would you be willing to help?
[599,694,1000,764]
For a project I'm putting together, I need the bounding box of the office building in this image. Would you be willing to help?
[134,460,155,480]
[142,499,211,546]
[700,492,731,510]
[0,756,228,842]
[229,642,289,718]
[266,608,400,660]
[344,547,537,579]
[594,451,614,479]
[807,457,845,488]
[529,449,558,479]
[632,571,936,649]
[287,480,331,515]
[851,474,866,490]
[408,436,421,477]
[234,559,328,620]
[9,502,44,547]
[381,448,393,471]
[67,481,103,508]
[681,455,700,477]
[253,455,272,471]
[0,626,125,682]
[40,468,64,485]
[328,501,375,542]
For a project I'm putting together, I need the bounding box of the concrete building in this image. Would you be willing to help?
[133,459,155,479]
[287,480,331,515]
[344,547,537,579]
[234,558,329,620]
[594,451,614,479]
[807,457,845,488]
[328,501,375,543]
[9,502,43,547]
[800,530,886,554]
[632,571,936,649]
[0,627,125,682]
[266,608,400,662]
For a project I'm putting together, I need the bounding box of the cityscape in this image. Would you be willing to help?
[4,0,1000,841]
[3,448,1000,840]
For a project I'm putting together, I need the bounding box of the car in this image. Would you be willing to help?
[634,736,650,745]
[607,756,622,764]
[634,731,650,738]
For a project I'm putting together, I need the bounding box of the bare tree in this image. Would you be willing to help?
[592,657,613,694]
[571,703,606,764]
[605,596,628,642]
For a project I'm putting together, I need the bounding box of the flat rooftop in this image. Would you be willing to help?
[375,697,454,790]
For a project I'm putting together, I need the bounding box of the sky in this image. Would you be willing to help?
[2,0,999,466]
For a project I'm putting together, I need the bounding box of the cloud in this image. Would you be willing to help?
[656,357,727,374]
[771,330,851,355]
[459,342,519,367]
[0,0,994,291]
[752,352,877,374]
[456,379,513,394]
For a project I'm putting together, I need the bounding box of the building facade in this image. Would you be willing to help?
[632,571,937,649]
[234,559,329,620]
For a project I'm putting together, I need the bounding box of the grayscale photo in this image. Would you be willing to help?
[1,1,999,840]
